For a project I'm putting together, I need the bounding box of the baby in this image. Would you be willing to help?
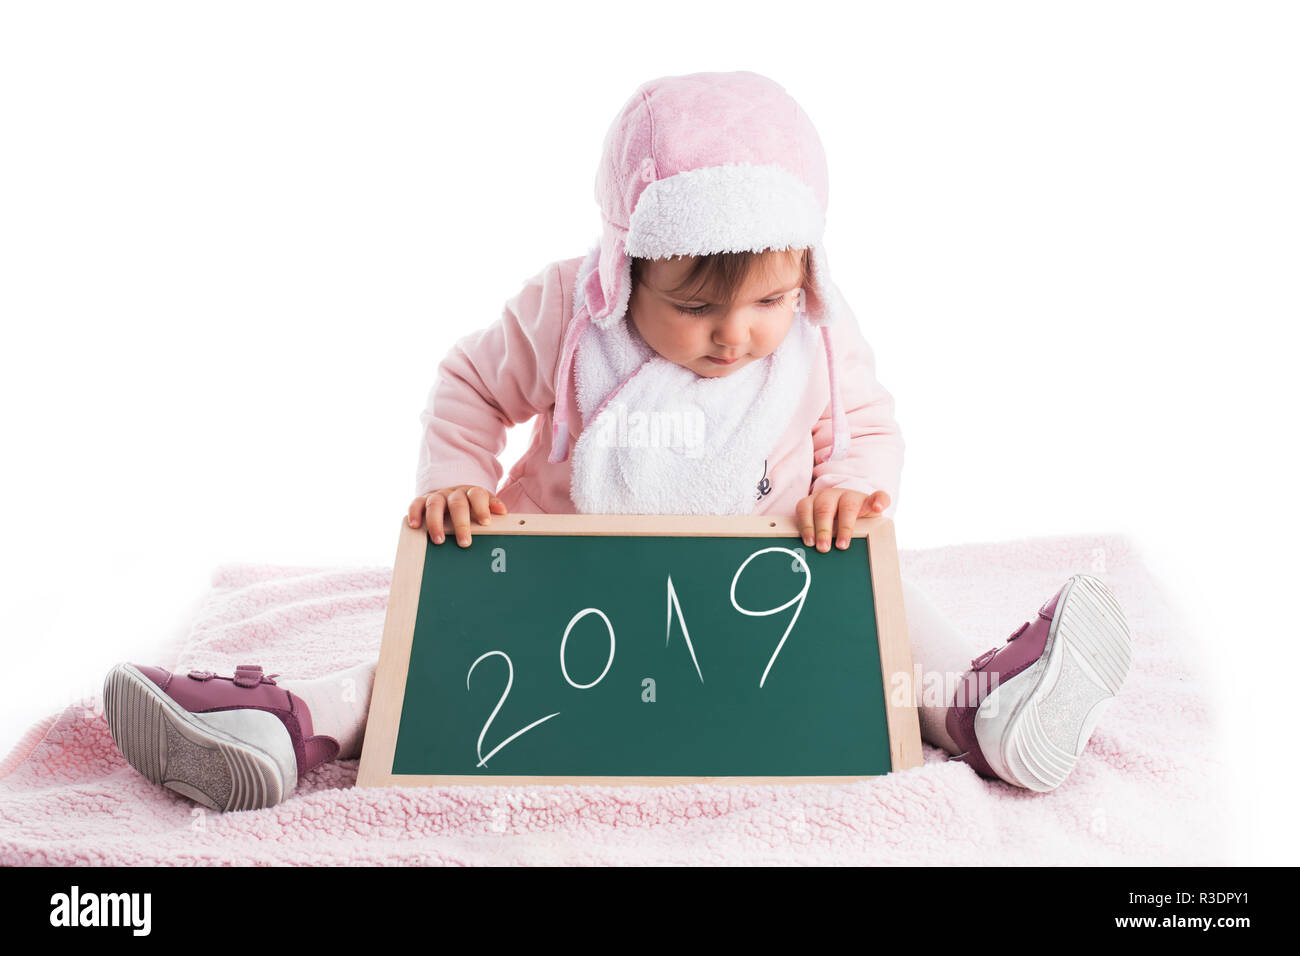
[102,71,1132,811]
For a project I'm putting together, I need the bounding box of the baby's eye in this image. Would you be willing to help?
[672,297,783,316]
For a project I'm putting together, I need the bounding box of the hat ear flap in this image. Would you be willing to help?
[581,250,609,321]
[800,243,839,327]
[589,233,633,330]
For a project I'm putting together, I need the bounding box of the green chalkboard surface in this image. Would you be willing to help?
[358,514,920,787]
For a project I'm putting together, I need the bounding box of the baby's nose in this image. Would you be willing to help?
[714,315,751,347]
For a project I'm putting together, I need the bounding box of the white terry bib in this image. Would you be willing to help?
[569,305,819,515]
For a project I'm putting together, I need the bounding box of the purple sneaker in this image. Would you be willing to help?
[102,662,340,811]
[945,574,1132,792]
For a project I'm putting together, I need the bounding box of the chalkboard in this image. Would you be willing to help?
[358,514,921,787]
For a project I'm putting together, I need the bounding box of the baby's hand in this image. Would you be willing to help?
[795,489,890,553]
[407,486,508,547]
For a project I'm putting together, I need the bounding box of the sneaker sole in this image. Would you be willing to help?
[102,663,297,811]
[973,574,1132,791]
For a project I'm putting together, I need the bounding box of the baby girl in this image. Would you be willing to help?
[102,71,1132,811]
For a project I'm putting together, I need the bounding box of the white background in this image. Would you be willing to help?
[2,2,1295,863]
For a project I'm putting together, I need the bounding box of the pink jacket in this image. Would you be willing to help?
[414,253,905,520]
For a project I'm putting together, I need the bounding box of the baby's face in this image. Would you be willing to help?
[627,252,804,378]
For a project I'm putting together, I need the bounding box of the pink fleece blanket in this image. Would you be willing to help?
[0,533,1229,865]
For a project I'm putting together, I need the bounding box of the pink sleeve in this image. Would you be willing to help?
[809,298,906,515]
[414,262,566,497]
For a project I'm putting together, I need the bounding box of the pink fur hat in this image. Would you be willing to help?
[550,70,850,464]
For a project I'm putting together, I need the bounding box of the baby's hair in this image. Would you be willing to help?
[630,247,810,306]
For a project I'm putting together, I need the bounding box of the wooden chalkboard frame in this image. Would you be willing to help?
[357,514,922,787]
